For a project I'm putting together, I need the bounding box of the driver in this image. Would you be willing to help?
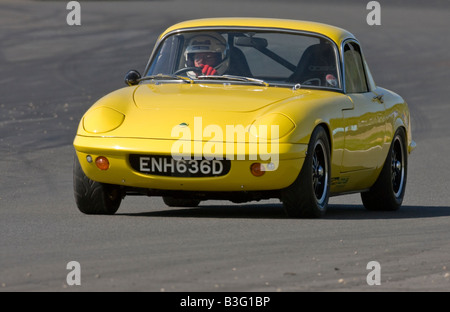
[184,33,228,77]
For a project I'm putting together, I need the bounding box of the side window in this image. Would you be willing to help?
[344,42,368,93]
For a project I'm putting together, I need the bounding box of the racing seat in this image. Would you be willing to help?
[226,47,253,77]
[289,43,337,86]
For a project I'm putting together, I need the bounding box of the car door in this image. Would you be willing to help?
[340,41,386,173]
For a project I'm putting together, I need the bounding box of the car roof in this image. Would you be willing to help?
[159,18,356,46]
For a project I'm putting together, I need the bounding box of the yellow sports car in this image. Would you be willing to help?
[73,18,415,218]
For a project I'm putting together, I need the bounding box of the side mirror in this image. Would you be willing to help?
[124,70,141,86]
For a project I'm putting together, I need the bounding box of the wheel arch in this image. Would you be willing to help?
[393,118,408,148]
[313,122,333,156]
[375,123,407,186]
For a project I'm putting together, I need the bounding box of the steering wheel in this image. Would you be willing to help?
[302,78,321,86]
[174,67,203,76]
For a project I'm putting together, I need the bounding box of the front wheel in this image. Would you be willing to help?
[73,156,122,215]
[281,126,331,218]
[361,128,408,211]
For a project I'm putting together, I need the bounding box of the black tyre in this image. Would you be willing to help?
[361,128,407,211]
[162,196,201,207]
[281,126,331,218]
[73,156,122,215]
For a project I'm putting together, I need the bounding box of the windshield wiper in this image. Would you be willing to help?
[138,74,193,84]
[196,75,269,87]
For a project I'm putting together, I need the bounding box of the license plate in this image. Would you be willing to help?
[129,155,230,177]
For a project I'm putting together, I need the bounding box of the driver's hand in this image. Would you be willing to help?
[201,65,217,76]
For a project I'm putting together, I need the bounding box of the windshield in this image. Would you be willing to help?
[146,29,340,89]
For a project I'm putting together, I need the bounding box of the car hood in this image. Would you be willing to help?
[133,83,300,112]
[81,83,311,141]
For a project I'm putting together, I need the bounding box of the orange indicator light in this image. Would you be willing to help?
[250,163,265,177]
[95,156,110,170]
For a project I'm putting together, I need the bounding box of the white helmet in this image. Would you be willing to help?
[184,33,229,71]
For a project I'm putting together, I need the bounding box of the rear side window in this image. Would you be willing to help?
[344,42,368,93]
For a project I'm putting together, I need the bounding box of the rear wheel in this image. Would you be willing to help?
[361,128,407,211]
[73,156,122,215]
[281,126,331,218]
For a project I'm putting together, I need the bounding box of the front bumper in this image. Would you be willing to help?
[73,136,307,192]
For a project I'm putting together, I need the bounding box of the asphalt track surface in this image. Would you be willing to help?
[1,0,449,292]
